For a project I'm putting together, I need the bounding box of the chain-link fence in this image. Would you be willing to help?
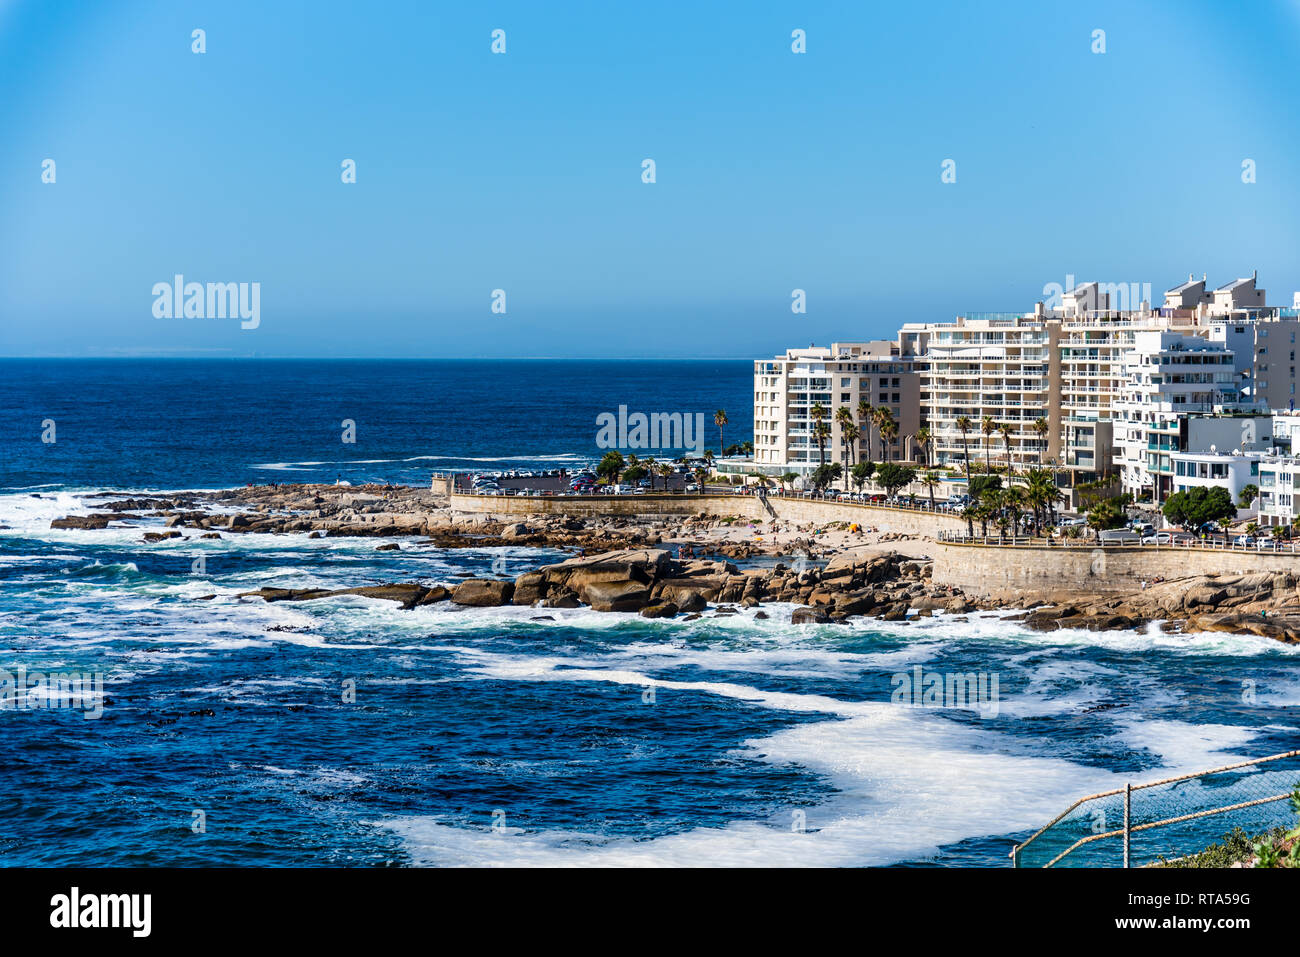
[1012,750,1300,867]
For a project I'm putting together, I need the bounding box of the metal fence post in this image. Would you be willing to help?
[1123,782,1131,868]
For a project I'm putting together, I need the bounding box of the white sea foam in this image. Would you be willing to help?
[371,648,1122,865]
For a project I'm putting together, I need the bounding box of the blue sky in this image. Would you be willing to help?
[2,0,1299,358]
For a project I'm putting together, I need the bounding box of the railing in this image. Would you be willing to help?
[1012,750,1300,868]
[937,530,1300,553]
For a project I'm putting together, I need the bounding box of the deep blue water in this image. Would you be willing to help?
[1,361,1297,867]
[0,359,753,489]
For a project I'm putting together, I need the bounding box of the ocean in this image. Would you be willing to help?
[1,359,1297,867]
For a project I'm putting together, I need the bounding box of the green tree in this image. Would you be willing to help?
[968,474,1003,500]
[1162,486,1235,530]
[811,462,842,492]
[851,462,872,492]
[1024,468,1063,532]
[1239,484,1259,509]
[596,450,625,484]
[875,463,917,500]
[1087,498,1127,540]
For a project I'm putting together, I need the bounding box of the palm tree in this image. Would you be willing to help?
[881,419,899,465]
[842,422,861,490]
[852,400,873,462]
[835,406,854,475]
[915,425,932,469]
[955,415,975,536]
[1024,468,1061,534]
[981,415,996,473]
[714,410,728,456]
[999,423,1014,476]
[657,461,672,492]
[1033,417,1049,466]
[986,489,1009,543]
[644,456,656,491]
[922,470,940,510]
[811,403,828,465]
[813,421,830,466]
[873,407,890,461]
[780,471,797,494]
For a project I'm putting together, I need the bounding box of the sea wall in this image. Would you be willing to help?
[929,541,1300,596]
[449,492,1299,596]
[448,492,968,534]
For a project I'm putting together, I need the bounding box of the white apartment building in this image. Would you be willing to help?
[905,314,1055,472]
[1112,331,1266,501]
[754,273,1300,485]
[1271,413,1300,454]
[1170,450,1260,508]
[752,340,919,476]
[1257,457,1300,528]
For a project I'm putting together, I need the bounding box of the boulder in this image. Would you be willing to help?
[50,515,112,530]
[791,606,829,625]
[538,549,671,593]
[511,571,548,605]
[640,602,679,619]
[834,592,876,617]
[451,579,515,606]
[580,580,652,613]
[653,583,708,612]
[417,585,451,605]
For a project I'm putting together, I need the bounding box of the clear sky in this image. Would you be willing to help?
[2,0,1299,358]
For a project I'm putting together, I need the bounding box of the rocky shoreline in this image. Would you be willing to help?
[37,483,1300,643]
